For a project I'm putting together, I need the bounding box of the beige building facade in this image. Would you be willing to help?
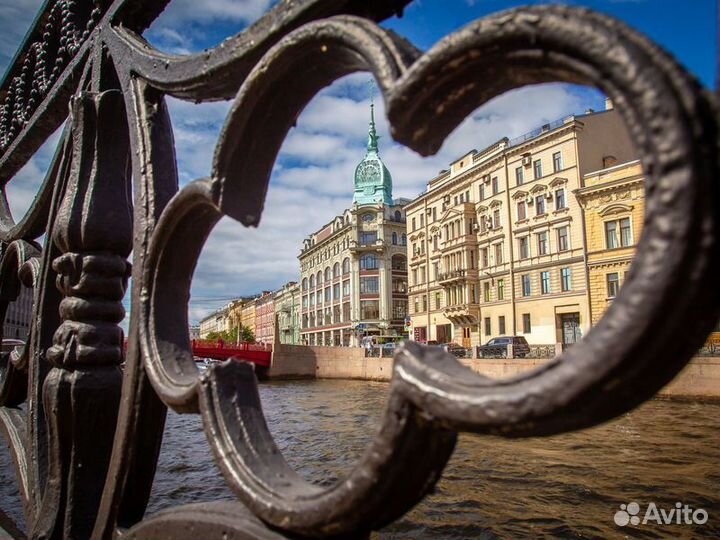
[275,282,301,345]
[576,160,644,324]
[405,104,636,347]
[299,103,409,347]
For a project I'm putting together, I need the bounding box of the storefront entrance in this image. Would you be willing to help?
[560,313,582,345]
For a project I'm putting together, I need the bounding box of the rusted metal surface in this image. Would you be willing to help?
[0,1,717,538]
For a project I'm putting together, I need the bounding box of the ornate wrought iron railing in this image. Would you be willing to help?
[0,1,718,538]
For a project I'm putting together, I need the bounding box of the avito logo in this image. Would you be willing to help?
[614,502,708,527]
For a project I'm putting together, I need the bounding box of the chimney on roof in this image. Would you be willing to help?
[585,108,595,114]
[605,97,614,110]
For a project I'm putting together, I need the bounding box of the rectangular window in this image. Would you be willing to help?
[302,295,308,308]
[499,315,506,335]
[324,287,331,302]
[466,190,470,202]
[492,176,499,195]
[620,217,632,246]
[484,317,491,336]
[481,248,489,268]
[561,267,572,291]
[519,237,530,259]
[553,151,562,172]
[479,184,485,201]
[493,209,501,229]
[343,280,350,296]
[533,159,543,179]
[605,221,619,249]
[309,293,315,307]
[343,302,351,321]
[555,188,566,210]
[537,231,549,255]
[522,274,532,296]
[392,299,408,319]
[360,276,379,294]
[411,268,417,285]
[557,226,569,251]
[435,292,442,309]
[515,166,524,186]
[412,217,416,231]
[483,282,491,302]
[540,271,551,294]
[536,195,546,216]
[522,313,531,333]
[360,300,379,319]
[607,272,620,298]
[420,214,424,227]
[517,201,526,221]
[422,295,427,312]
[333,283,340,299]
[414,296,420,313]
[497,278,505,300]
[495,243,504,264]
[392,277,407,293]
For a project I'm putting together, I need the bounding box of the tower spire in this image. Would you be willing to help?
[367,83,379,153]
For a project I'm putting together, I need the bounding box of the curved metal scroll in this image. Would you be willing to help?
[0,1,716,539]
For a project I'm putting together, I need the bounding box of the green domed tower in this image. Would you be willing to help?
[353,102,393,206]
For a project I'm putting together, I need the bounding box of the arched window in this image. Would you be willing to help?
[394,210,401,221]
[361,213,375,222]
[309,275,315,288]
[401,233,407,246]
[317,271,323,286]
[325,267,331,281]
[360,253,379,270]
[342,257,350,275]
[392,232,398,245]
[391,254,407,271]
[302,278,308,291]
[333,262,340,278]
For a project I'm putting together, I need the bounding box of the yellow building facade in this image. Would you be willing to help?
[405,105,637,347]
[576,160,644,324]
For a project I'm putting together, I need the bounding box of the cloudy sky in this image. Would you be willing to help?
[0,0,715,325]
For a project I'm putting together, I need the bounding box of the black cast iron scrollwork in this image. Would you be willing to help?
[0,1,717,539]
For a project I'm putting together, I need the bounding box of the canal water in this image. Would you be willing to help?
[2,379,719,538]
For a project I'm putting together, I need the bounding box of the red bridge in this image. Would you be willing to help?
[191,340,272,368]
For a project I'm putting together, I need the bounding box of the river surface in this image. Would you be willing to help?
[2,379,719,538]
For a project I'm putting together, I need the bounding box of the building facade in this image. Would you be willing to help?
[199,306,230,338]
[255,291,275,345]
[3,284,33,341]
[299,104,409,347]
[405,103,637,347]
[576,160,644,324]
[240,299,257,340]
[275,282,301,345]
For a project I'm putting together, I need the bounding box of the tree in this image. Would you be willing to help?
[205,327,255,344]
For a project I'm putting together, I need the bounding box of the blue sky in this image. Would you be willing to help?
[0,0,716,324]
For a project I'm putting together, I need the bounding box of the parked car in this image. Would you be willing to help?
[478,336,530,358]
[443,343,467,358]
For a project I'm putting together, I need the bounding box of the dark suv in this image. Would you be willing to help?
[478,336,530,358]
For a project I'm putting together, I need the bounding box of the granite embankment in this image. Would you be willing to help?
[268,344,720,400]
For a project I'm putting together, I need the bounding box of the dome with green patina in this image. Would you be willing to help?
[353,103,393,206]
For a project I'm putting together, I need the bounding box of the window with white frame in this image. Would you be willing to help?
[537,231,549,255]
[561,267,572,291]
[555,188,566,210]
[553,151,562,172]
[533,159,543,179]
[607,272,620,298]
[519,236,530,259]
[535,195,546,216]
[557,226,569,251]
[605,217,632,249]
[522,274,531,296]
[540,271,551,294]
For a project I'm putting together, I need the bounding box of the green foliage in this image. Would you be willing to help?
[205,326,255,344]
